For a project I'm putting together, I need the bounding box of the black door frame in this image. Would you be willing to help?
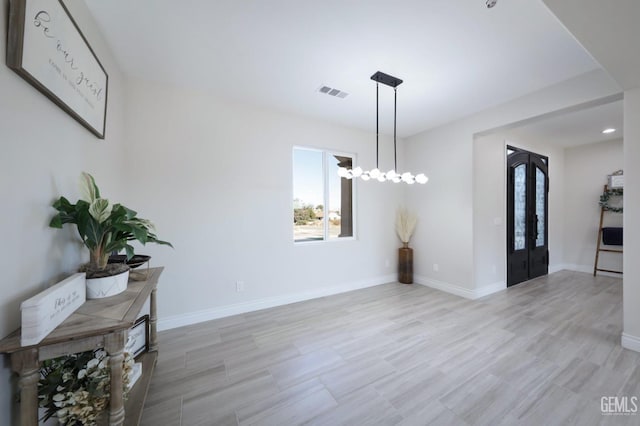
[506,145,549,287]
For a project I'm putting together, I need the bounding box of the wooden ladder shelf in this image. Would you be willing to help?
[593,185,623,276]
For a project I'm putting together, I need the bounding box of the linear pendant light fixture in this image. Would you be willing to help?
[338,71,428,185]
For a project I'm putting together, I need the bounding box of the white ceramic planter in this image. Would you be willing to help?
[86,269,130,299]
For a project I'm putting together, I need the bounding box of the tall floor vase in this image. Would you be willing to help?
[398,243,413,284]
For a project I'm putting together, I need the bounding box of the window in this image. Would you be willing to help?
[293,147,354,242]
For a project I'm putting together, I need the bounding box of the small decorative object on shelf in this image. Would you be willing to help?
[38,349,134,426]
[127,362,143,392]
[607,169,624,189]
[109,254,152,281]
[20,273,86,346]
[126,316,149,359]
[50,172,172,298]
[396,207,418,284]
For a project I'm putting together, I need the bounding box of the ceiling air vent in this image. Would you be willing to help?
[318,85,349,99]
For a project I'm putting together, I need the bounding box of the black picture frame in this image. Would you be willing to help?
[126,315,149,360]
[6,0,109,138]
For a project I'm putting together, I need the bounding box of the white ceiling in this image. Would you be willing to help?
[84,0,601,137]
[505,100,624,148]
[543,0,640,91]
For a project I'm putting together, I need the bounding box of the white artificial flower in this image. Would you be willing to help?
[56,408,68,424]
[77,369,87,379]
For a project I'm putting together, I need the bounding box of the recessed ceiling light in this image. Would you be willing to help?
[602,128,616,134]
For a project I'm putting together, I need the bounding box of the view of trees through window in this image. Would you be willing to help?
[293,148,354,242]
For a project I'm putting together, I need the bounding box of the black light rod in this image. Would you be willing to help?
[376,82,379,169]
[394,87,397,172]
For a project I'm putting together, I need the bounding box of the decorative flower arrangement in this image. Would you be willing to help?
[38,349,134,425]
[396,207,417,246]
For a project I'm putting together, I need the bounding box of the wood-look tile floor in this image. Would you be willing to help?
[141,271,640,426]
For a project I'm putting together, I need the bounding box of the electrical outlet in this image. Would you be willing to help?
[236,281,245,292]
[433,263,439,272]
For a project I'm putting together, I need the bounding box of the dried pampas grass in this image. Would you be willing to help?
[396,207,417,244]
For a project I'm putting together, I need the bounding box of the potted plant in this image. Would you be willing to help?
[50,172,172,298]
[396,207,417,284]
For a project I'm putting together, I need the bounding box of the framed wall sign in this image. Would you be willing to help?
[125,315,149,359]
[7,0,108,138]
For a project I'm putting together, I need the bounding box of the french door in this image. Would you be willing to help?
[507,146,549,287]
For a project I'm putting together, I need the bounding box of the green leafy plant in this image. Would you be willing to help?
[50,173,172,276]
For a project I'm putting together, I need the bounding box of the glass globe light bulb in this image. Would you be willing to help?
[345,170,354,179]
[337,167,348,177]
[352,167,363,177]
[377,174,386,182]
[416,173,428,184]
[401,172,412,182]
[392,176,401,183]
[386,170,397,180]
[370,168,381,179]
[361,173,371,181]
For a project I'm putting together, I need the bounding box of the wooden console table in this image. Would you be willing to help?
[0,267,163,426]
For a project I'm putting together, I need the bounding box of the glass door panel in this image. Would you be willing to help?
[514,164,527,251]
[535,166,546,247]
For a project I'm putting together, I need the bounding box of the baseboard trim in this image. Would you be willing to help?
[414,275,505,300]
[548,264,566,274]
[157,274,396,331]
[476,281,507,298]
[621,332,640,353]
[557,263,622,278]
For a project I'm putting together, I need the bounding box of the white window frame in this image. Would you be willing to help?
[292,146,357,244]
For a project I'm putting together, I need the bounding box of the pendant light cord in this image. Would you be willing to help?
[376,82,379,169]
[394,87,397,172]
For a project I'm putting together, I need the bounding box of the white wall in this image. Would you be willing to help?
[405,69,620,297]
[122,77,406,328]
[623,89,640,348]
[472,134,507,290]
[542,0,640,353]
[0,0,128,423]
[473,133,565,291]
[564,139,623,272]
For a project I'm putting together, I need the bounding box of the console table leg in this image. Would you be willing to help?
[105,331,126,426]
[11,348,39,426]
[149,287,158,352]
